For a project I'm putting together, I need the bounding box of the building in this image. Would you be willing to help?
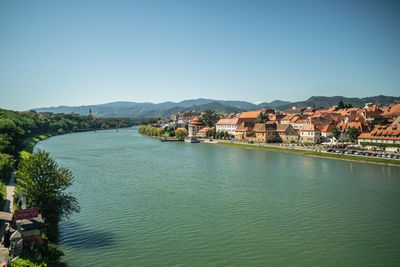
[358,125,400,151]
[234,121,255,141]
[188,117,204,137]
[196,126,214,138]
[237,110,263,124]
[319,124,336,143]
[254,122,278,143]
[299,124,321,144]
[276,124,299,143]
[216,117,240,135]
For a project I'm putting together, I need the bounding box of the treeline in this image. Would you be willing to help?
[0,108,140,183]
[139,125,188,140]
[139,125,165,137]
[205,129,234,140]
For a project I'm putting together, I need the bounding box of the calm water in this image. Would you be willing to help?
[35,127,400,266]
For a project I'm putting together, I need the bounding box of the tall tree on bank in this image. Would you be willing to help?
[202,110,219,127]
[16,150,80,241]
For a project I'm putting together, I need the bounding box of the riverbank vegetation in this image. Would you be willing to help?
[139,125,189,140]
[217,142,400,166]
[0,107,138,265]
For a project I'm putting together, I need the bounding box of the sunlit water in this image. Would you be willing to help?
[35,127,400,266]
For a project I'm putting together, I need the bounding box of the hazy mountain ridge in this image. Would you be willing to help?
[34,95,399,118]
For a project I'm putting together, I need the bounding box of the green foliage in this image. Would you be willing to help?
[0,108,137,158]
[256,112,269,123]
[16,150,80,241]
[10,240,66,267]
[0,152,14,182]
[338,100,345,109]
[139,125,165,137]
[201,110,219,127]
[346,127,360,143]
[329,126,340,140]
[142,118,161,125]
[175,129,188,140]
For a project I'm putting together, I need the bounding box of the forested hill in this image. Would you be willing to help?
[34,95,399,118]
[276,95,400,110]
[0,108,138,157]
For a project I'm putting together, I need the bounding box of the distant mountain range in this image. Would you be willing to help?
[34,95,399,118]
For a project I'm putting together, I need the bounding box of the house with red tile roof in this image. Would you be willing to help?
[280,114,294,124]
[196,126,215,138]
[319,124,336,143]
[382,102,400,118]
[216,117,240,135]
[254,122,278,143]
[299,124,321,144]
[234,121,255,141]
[188,117,204,137]
[276,124,299,143]
[290,117,309,130]
[358,125,400,151]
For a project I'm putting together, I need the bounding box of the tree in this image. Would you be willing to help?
[16,150,80,241]
[330,126,340,140]
[256,112,269,123]
[338,100,345,109]
[347,127,360,143]
[175,129,189,140]
[202,110,219,127]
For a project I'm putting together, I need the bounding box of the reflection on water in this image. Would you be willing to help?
[35,128,400,267]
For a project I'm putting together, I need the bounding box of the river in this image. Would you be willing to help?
[34,127,400,266]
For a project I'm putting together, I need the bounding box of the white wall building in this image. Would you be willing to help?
[216,118,240,134]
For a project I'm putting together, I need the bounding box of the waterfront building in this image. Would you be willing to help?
[299,124,321,144]
[197,126,214,138]
[276,124,299,143]
[254,122,278,143]
[358,125,400,152]
[216,117,240,135]
[234,121,255,141]
[188,117,204,137]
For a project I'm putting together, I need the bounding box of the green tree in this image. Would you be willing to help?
[16,150,80,241]
[256,112,269,123]
[202,110,219,127]
[330,126,340,140]
[0,153,14,182]
[175,129,189,140]
[347,127,360,143]
[338,100,345,109]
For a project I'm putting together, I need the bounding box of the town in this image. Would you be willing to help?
[144,101,400,159]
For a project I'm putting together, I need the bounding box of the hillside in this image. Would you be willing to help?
[34,95,399,118]
[275,95,400,110]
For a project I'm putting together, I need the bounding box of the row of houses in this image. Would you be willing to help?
[184,102,400,149]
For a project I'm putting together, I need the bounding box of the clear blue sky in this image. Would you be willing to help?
[1,0,399,110]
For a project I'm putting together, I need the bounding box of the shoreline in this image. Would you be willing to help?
[212,141,400,167]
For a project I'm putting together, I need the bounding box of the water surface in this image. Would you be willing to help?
[35,127,400,266]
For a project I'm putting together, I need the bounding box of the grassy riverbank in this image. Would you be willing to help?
[217,142,400,167]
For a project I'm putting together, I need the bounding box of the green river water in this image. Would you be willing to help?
[34,127,400,266]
